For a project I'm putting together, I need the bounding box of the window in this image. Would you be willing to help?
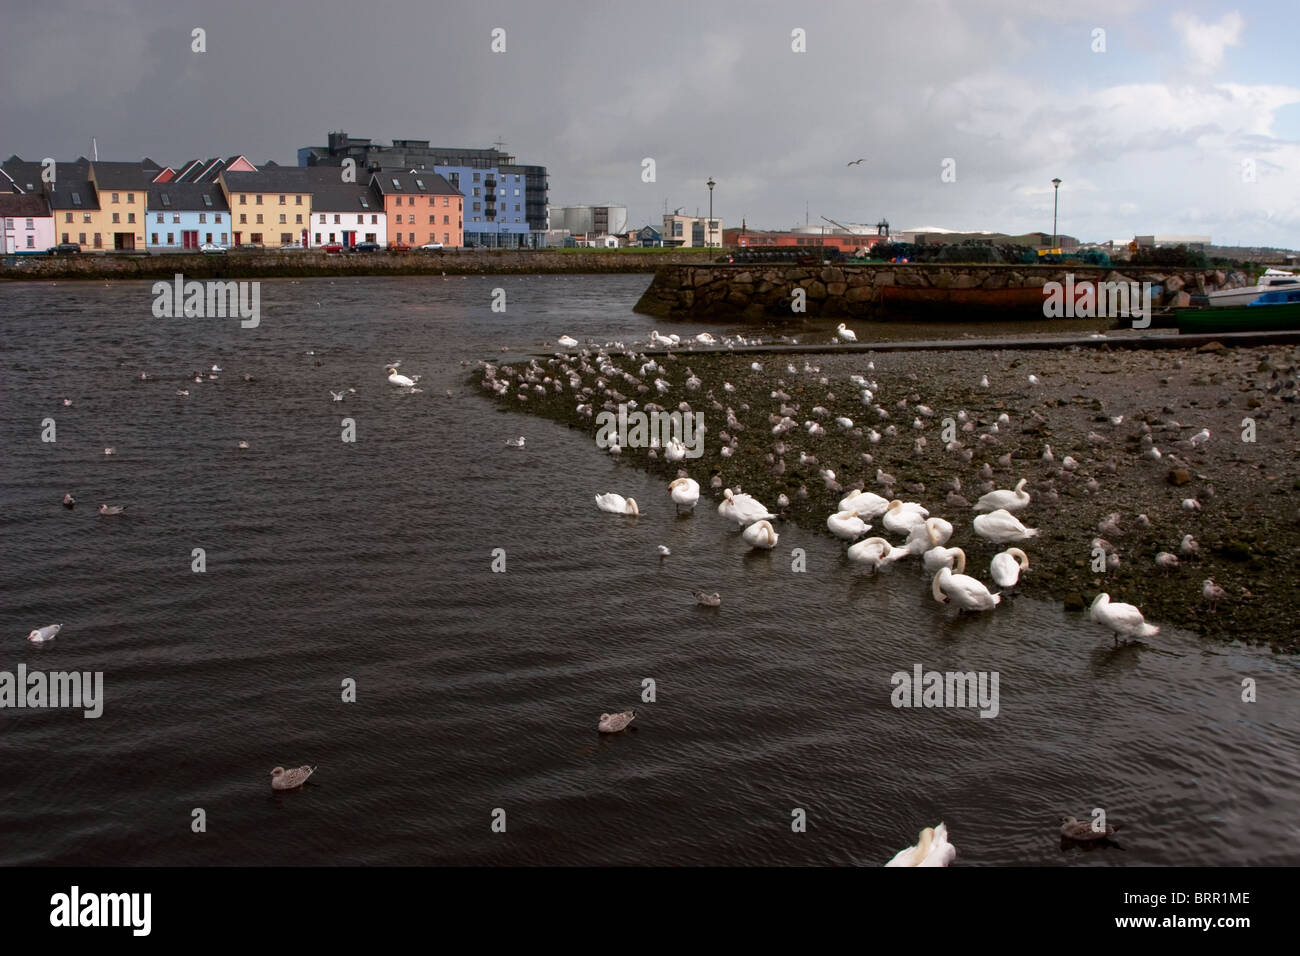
[79,232,86,244]
[429,233,434,243]
[220,233,227,243]
[112,192,120,203]
[240,194,246,205]
[25,218,33,229]
[279,214,287,224]
[333,214,340,224]
[408,233,414,243]
[203,195,213,208]
[256,214,263,224]
[473,202,480,212]
[428,196,435,206]
[199,213,206,223]
[112,212,120,223]
[315,233,322,244]
[295,195,302,205]
[26,236,34,248]
[319,214,326,223]
[92,233,101,248]
[128,213,135,223]
[442,197,448,206]
[173,214,180,223]
[429,215,435,224]
[255,195,262,205]
[62,232,69,243]
[359,196,369,209]
[279,194,286,205]
[206,233,213,244]
[473,173,480,182]
[65,212,72,223]
[514,188,520,197]
[515,205,520,212]
[396,214,402,224]
[215,214,222,223]
[127,193,134,203]
[391,178,401,191]
[443,233,449,243]
[357,215,363,224]
[71,192,82,206]
[251,233,263,243]
[281,233,292,244]
[415,178,426,190]
[296,214,302,224]
[83,213,92,223]
[473,187,480,197]
[161,193,171,207]
[371,215,377,224]
[328,233,335,242]
[443,215,449,225]
[167,232,174,244]
[156,213,163,223]
[240,214,247,224]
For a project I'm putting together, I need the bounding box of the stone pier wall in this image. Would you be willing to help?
[633,262,1246,320]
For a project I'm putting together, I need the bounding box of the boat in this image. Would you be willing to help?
[1177,288,1300,334]
[1204,269,1299,308]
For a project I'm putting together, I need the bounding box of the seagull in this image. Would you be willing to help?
[846,158,866,166]
[97,504,125,516]
[330,390,344,402]
[657,545,671,557]
[27,624,61,644]
[103,447,115,456]
[693,591,721,607]
[62,493,76,508]
[270,765,316,791]
[598,710,636,733]
[1203,578,1227,612]
[504,436,526,447]
[237,440,249,449]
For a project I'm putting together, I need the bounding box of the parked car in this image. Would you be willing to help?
[200,243,227,254]
[231,244,264,253]
[353,242,381,253]
[419,242,444,251]
[387,241,411,252]
[321,242,344,253]
[47,242,81,256]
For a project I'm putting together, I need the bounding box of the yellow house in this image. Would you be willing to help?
[218,167,312,247]
[47,159,158,251]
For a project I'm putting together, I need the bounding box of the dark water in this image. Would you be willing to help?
[1,274,1297,866]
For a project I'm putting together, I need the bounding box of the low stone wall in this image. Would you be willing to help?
[633,262,1247,320]
[0,248,714,281]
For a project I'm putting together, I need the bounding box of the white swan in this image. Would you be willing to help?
[973,509,1038,543]
[717,489,776,526]
[827,510,871,541]
[695,332,716,344]
[1089,593,1158,641]
[270,765,316,790]
[838,489,890,518]
[923,545,966,574]
[557,335,579,348]
[847,536,908,570]
[27,624,61,644]
[886,824,956,867]
[668,477,700,513]
[665,440,687,462]
[990,548,1030,587]
[386,366,415,387]
[742,519,779,549]
[595,493,639,516]
[598,710,636,733]
[836,323,858,343]
[882,499,929,534]
[904,517,953,554]
[973,478,1030,513]
[932,566,1001,611]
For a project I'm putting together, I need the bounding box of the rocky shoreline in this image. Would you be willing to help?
[477,339,1300,651]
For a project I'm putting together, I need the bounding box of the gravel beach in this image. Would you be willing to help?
[478,339,1300,651]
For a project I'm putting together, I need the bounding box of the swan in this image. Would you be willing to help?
[836,323,858,343]
[882,500,929,534]
[1089,593,1158,642]
[989,548,1030,587]
[504,436,526,447]
[973,509,1038,543]
[973,478,1030,513]
[827,510,870,541]
[838,489,890,518]
[886,824,956,867]
[557,335,579,348]
[665,440,687,462]
[847,536,908,570]
[923,545,966,574]
[742,519,779,549]
[668,477,700,513]
[595,493,639,516]
[695,332,716,344]
[27,624,61,644]
[717,489,776,526]
[904,517,953,554]
[932,566,1001,611]
[386,366,415,387]
[271,765,315,790]
[598,710,636,733]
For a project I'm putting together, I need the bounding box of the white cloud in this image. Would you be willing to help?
[1172,10,1245,74]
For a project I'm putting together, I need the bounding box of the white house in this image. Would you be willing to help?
[307,168,386,247]
[0,194,55,253]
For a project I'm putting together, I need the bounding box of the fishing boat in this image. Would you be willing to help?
[1203,269,1300,307]
[1177,288,1300,334]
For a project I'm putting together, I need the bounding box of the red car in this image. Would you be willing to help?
[387,241,411,252]
[321,242,344,253]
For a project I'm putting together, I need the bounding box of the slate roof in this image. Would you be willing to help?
[147,181,229,213]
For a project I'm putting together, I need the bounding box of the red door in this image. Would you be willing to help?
[182,231,199,249]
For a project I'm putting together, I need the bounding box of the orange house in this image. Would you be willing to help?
[371,170,462,248]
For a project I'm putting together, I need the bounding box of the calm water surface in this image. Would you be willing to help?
[1,274,1297,865]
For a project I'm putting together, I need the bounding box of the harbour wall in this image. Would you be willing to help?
[633,262,1245,320]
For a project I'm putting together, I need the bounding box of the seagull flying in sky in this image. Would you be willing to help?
[846,158,866,166]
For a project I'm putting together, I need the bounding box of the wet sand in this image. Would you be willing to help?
[478,340,1300,650]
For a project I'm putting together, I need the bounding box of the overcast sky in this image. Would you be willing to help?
[2,0,1297,246]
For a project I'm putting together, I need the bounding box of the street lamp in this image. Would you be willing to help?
[1051,178,1062,252]
[707,177,715,249]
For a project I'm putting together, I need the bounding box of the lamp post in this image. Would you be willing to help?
[1051,178,1062,253]
[707,177,715,249]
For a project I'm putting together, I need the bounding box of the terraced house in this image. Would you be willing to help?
[146,181,231,250]
[370,170,462,248]
[306,167,385,247]
[218,166,312,248]
[87,161,160,250]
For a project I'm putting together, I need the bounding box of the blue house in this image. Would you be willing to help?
[146,182,231,250]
